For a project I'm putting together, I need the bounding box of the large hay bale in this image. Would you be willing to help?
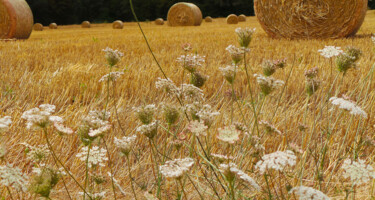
[238,14,246,22]
[33,23,43,31]
[254,0,368,39]
[205,16,213,22]
[167,2,202,26]
[112,20,123,29]
[226,14,238,24]
[81,21,91,28]
[49,23,57,29]
[155,18,164,25]
[0,0,33,39]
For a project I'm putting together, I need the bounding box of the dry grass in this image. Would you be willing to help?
[1,12,375,199]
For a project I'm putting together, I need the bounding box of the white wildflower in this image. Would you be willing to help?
[99,71,124,82]
[102,47,123,66]
[235,27,256,48]
[254,74,284,96]
[255,150,296,174]
[78,191,106,199]
[211,153,234,162]
[217,125,241,144]
[226,45,243,64]
[289,186,330,200]
[133,104,156,125]
[136,121,158,139]
[259,120,282,135]
[21,104,63,130]
[341,159,375,186]
[53,122,73,135]
[188,120,208,137]
[181,84,204,102]
[219,162,260,190]
[0,116,11,133]
[196,104,219,127]
[88,123,111,137]
[159,157,194,179]
[114,135,137,156]
[21,143,50,162]
[155,77,180,95]
[219,65,238,84]
[76,146,108,168]
[329,97,367,118]
[318,46,343,58]
[176,54,205,72]
[0,164,29,192]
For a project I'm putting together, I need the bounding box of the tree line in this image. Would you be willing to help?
[26,0,375,25]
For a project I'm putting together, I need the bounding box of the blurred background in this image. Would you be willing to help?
[26,0,375,25]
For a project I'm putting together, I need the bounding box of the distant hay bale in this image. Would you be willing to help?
[226,14,238,24]
[49,23,57,29]
[238,14,246,22]
[254,0,368,39]
[81,21,91,28]
[205,16,213,22]
[33,23,43,31]
[112,20,124,29]
[167,2,202,26]
[155,18,164,25]
[0,0,33,39]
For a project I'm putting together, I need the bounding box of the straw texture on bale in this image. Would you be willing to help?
[155,18,164,25]
[0,0,33,39]
[167,2,202,26]
[33,23,43,31]
[238,14,246,22]
[49,23,57,29]
[81,21,91,28]
[254,0,368,39]
[205,16,213,22]
[112,20,123,29]
[226,14,238,24]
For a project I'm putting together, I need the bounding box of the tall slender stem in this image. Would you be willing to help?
[83,144,91,200]
[126,155,138,200]
[102,137,117,200]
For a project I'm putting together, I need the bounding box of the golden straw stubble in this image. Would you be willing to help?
[0,0,33,39]
[49,23,57,29]
[254,0,368,39]
[112,20,124,29]
[226,14,238,24]
[167,2,202,26]
[33,23,43,31]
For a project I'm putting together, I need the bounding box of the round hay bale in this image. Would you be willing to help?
[0,0,33,39]
[112,20,123,29]
[226,14,238,24]
[254,0,368,39]
[33,23,43,31]
[205,16,213,22]
[167,2,202,26]
[238,14,246,22]
[155,18,164,25]
[81,21,91,28]
[49,23,57,29]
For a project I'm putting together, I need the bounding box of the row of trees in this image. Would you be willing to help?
[26,0,375,25]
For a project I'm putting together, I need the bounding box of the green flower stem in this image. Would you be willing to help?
[102,138,117,200]
[83,144,91,200]
[126,155,138,200]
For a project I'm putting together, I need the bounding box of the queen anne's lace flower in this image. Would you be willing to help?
[318,46,343,58]
[188,120,208,137]
[133,104,156,125]
[78,191,106,199]
[181,84,205,102]
[196,104,219,127]
[219,65,238,84]
[259,120,282,135]
[21,143,50,162]
[0,116,11,133]
[254,74,284,96]
[217,125,241,144]
[76,146,108,168]
[255,150,296,174]
[235,27,256,48]
[329,97,367,118]
[136,121,158,139]
[159,157,194,179]
[176,54,205,72]
[99,71,124,82]
[219,163,260,190]
[22,104,65,130]
[289,186,330,200]
[0,164,29,192]
[88,123,111,137]
[226,45,243,64]
[114,135,137,156]
[102,47,123,66]
[341,159,375,186]
[155,78,180,95]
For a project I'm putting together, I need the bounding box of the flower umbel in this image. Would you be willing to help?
[219,65,238,84]
[76,146,108,168]
[226,45,243,64]
[289,186,330,200]
[102,47,123,66]
[255,150,296,174]
[0,164,29,192]
[318,46,343,58]
[254,74,284,96]
[0,116,11,133]
[341,159,375,186]
[159,157,194,179]
[114,135,137,156]
[235,27,256,48]
[188,120,208,137]
[217,125,241,144]
[176,54,205,73]
[329,97,367,118]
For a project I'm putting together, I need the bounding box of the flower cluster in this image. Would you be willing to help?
[0,164,29,192]
[254,74,284,96]
[78,110,111,144]
[226,45,243,64]
[181,84,205,102]
[176,54,205,73]
[261,59,286,76]
[318,46,343,58]
[114,135,137,156]
[259,120,282,135]
[136,121,158,139]
[196,104,219,127]
[159,157,194,179]
[188,120,208,137]
[235,27,256,48]
[76,146,108,168]
[102,47,123,66]
[219,65,238,84]
[219,163,260,190]
[329,97,367,118]
[217,125,241,144]
[335,47,361,74]
[21,143,50,162]
[161,104,180,125]
[133,104,156,125]
[255,150,296,174]
[21,104,64,130]
[289,186,330,200]
[0,116,11,133]
[155,78,180,95]
[99,71,124,82]
[341,159,375,186]
[304,67,320,96]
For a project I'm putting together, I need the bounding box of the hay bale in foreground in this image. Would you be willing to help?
[155,18,164,25]
[167,2,202,26]
[205,16,213,22]
[254,0,368,39]
[0,0,33,39]
[81,21,91,28]
[49,23,57,29]
[33,23,43,31]
[112,20,124,29]
[226,14,238,24]
[238,14,246,22]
